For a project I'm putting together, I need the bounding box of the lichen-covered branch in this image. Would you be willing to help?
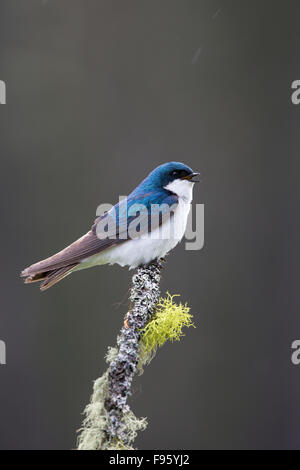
[77,259,164,450]
[104,258,164,445]
[77,258,195,450]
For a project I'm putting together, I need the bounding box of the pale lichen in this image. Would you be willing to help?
[77,373,109,450]
[138,293,195,371]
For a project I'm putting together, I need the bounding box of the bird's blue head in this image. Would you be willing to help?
[134,162,199,195]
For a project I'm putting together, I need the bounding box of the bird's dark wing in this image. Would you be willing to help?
[21,191,178,278]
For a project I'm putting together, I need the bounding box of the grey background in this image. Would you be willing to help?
[0,0,299,449]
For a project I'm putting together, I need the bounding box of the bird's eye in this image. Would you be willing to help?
[171,169,189,178]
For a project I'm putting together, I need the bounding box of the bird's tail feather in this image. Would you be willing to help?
[21,264,77,291]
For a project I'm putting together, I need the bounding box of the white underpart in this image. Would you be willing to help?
[164,178,194,203]
[76,179,194,270]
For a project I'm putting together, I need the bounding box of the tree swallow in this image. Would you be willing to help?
[21,162,199,290]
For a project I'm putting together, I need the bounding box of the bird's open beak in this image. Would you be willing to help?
[182,172,200,183]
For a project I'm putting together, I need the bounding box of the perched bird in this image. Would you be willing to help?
[21,162,199,290]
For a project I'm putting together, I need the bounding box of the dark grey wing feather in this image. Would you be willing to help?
[21,227,123,277]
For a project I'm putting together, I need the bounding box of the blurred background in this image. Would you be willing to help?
[0,0,300,450]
